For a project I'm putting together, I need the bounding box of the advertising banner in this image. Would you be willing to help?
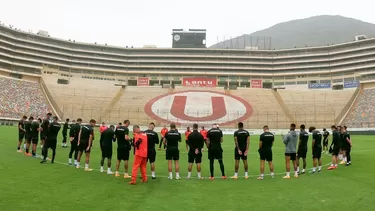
[308,83,331,89]
[344,81,360,88]
[182,78,217,87]
[251,79,263,88]
[137,77,149,86]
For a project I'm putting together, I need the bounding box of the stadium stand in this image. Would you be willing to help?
[42,75,120,122]
[1,24,375,129]
[277,89,356,127]
[0,76,51,118]
[106,86,170,125]
[343,88,375,128]
[232,88,289,129]
[2,72,362,129]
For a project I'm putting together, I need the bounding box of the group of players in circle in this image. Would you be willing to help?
[15,113,353,184]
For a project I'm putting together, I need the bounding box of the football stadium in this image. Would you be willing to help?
[1,22,375,211]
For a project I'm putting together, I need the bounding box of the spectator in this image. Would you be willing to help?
[344,89,375,127]
[0,77,51,118]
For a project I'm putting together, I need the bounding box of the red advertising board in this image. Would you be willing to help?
[251,79,262,88]
[183,78,217,87]
[137,77,149,86]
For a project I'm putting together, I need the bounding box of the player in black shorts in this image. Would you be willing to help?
[337,126,344,162]
[282,123,298,179]
[207,123,226,180]
[100,125,115,174]
[38,118,43,143]
[40,113,52,155]
[61,118,70,148]
[186,123,204,180]
[76,119,96,171]
[297,124,309,174]
[144,122,159,179]
[328,125,340,170]
[24,117,32,156]
[41,116,61,164]
[68,118,82,166]
[163,123,182,180]
[231,122,250,179]
[114,120,131,178]
[17,116,27,152]
[322,128,329,153]
[257,125,275,180]
[341,126,352,166]
[309,126,322,173]
[29,116,40,157]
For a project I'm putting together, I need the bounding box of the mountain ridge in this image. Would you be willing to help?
[210,15,375,50]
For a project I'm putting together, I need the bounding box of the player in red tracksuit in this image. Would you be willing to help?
[159,126,168,150]
[99,122,108,134]
[185,127,192,152]
[200,126,208,150]
[129,125,148,185]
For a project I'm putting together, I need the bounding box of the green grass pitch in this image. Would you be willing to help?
[0,126,374,211]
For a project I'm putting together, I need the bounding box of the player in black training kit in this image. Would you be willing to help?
[322,128,329,153]
[327,125,340,170]
[41,116,61,164]
[40,113,52,154]
[231,122,250,179]
[29,116,40,157]
[24,117,32,156]
[68,118,82,166]
[61,118,70,148]
[17,116,27,152]
[297,124,309,174]
[76,119,96,171]
[100,125,115,174]
[114,120,131,178]
[207,124,226,180]
[144,122,159,179]
[336,126,345,162]
[341,126,352,166]
[38,118,43,142]
[257,125,275,180]
[163,123,182,180]
[186,123,204,180]
[309,126,322,173]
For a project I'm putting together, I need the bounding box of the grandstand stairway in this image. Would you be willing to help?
[42,74,120,122]
[101,87,125,120]
[336,87,362,125]
[277,89,356,128]
[342,83,375,127]
[272,90,295,124]
[39,77,62,119]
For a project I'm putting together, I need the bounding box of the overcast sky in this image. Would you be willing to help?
[1,0,374,48]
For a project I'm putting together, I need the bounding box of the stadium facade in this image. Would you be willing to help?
[0,24,374,129]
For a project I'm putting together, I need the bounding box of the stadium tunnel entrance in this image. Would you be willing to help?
[263,82,272,89]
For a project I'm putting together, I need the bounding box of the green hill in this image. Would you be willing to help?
[210,15,375,50]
